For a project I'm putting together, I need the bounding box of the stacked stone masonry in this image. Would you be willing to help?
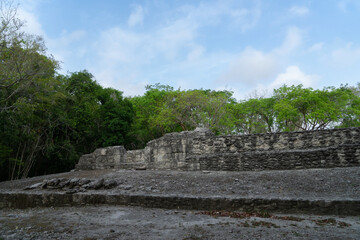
[76,127,360,171]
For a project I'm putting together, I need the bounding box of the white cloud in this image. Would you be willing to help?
[17,8,45,36]
[155,19,198,60]
[179,1,261,32]
[289,6,309,16]
[219,48,278,84]
[218,27,303,86]
[270,66,318,89]
[331,43,360,67]
[308,42,324,52]
[96,27,143,64]
[274,27,302,55]
[92,66,148,97]
[187,45,205,61]
[230,5,261,32]
[17,5,88,73]
[338,0,353,12]
[47,30,87,69]
[128,5,144,27]
[87,8,208,96]
[338,1,347,12]
[338,0,360,12]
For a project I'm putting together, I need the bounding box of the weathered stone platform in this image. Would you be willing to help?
[76,127,360,171]
[1,126,360,234]
[1,167,359,215]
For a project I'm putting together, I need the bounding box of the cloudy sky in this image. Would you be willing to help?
[17,0,360,99]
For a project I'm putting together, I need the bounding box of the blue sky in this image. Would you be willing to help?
[17,0,360,99]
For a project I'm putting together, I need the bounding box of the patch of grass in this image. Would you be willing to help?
[242,221,250,227]
[220,222,231,226]
[338,221,352,228]
[292,231,302,237]
[275,216,304,222]
[197,210,304,222]
[314,218,337,226]
[313,218,351,227]
[251,220,280,228]
[258,211,271,218]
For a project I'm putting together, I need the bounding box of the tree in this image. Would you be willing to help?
[153,89,235,134]
[128,84,174,149]
[335,85,360,128]
[98,87,134,147]
[0,1,60,180]
[231,97,276,134]
[272,85,360,131]
[1,1,58,112]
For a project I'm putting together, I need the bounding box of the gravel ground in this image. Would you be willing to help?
[1,167,360,239]
[1,205,360,240]
[1,167,359,200]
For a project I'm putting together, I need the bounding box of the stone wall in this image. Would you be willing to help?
[146,128,214,169]
[1,192,359,215]
[185,128,360,171]
[76,146,146,170]
[76,127,360,171]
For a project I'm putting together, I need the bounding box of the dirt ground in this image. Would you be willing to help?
[1,167,360,239]
[1,205,360,240]
[1,167,360,200]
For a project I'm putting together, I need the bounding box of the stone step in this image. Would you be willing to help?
[0,191,359,216]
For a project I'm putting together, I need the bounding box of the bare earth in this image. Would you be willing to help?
[1,167,360,239]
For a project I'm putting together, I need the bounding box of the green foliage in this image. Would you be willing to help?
[0,68,136,180]
[1,0,359,182]
[155,89,236,134]
[231,97,276,134]
[273,85,360,131]
[98,87,134,147]
[128,86,236,148]
[127,84,174,149]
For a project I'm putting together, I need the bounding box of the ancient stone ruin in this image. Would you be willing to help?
[76,127,360,171]
[2,127,360,218]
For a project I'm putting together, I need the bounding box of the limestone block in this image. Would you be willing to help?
[75,127,360,171]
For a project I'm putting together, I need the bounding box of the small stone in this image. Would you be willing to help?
[202,170,211,174]
[104,179,117,189]
[58,179,69,188]
[135,166,147,170]
[65,189,79,194]
[23,182,43,190]
[41,180,48,189]
[69,178,80,187]
[121,185,133,190]
[110,229,115,233]
[94,178,105,189]
[47,178,60,187]
[78,178,91,186]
